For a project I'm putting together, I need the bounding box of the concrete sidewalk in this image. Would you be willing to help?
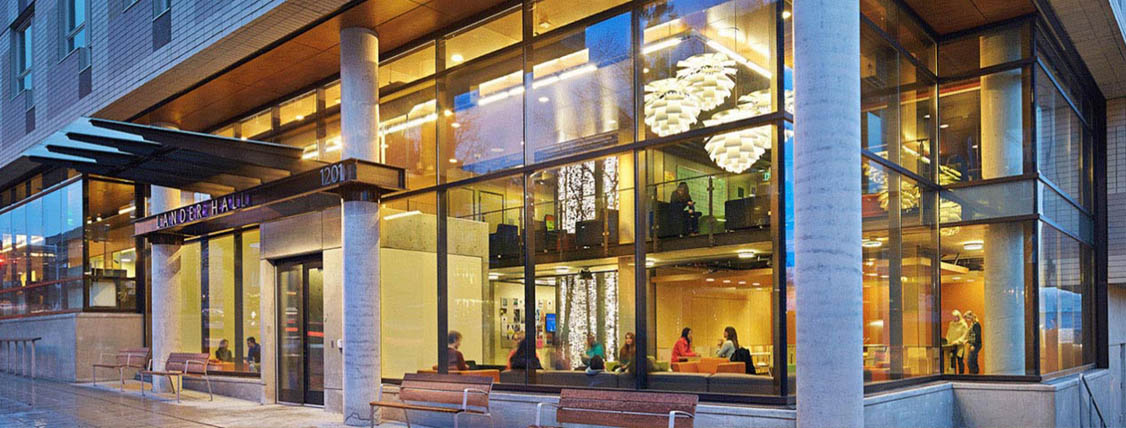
[0,373,413,428]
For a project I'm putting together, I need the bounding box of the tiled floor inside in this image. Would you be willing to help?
[0,373,412,428]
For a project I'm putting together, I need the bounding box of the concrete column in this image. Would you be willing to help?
[340,26,382,426]
[979,31,1026,375]
[150,185,183,392]
[793,1,863,427]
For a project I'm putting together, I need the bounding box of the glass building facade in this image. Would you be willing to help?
[179,0,1102,394]
[1,0,1099,402]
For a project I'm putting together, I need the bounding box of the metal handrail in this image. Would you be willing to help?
[1079,373,1107,428]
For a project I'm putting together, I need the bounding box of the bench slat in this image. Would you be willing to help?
[370,401,487,414]
[553,389,697,428]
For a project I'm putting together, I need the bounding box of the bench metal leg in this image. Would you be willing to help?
[119,367,125,392]
[29,341,34,379]
[141,374,147,398]
[204,374,213,401]
[170,375,180,403]
[453,412,460,428]
[369,405,374,428]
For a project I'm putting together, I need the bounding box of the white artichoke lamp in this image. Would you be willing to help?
[702,95,773,174]
[644,78,702,137]
[676,53,738,111]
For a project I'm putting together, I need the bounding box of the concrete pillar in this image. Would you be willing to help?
[979,31,1026,375]
[793,1,863,427]
[340,26,382,426]
[150,185,183,392]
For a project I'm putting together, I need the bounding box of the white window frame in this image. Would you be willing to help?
[64,0,87,55]
[15,22,33,94]
[153,0,170,18]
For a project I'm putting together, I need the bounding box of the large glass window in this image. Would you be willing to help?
[644,126,776,395]
[86,179,137,311]
[1035,65,1091,209]
[527,11,633,163]
[439,47,524,181]
[444,177,525,383]
[0,179,84,318]
[529,153,636,388]
[1038,223,1094,373]
[937,68,1031,184]
[15,22,32,93]
[640,0,780,140]
[531,0,627,37]
[380,193,438,380]
[938,222,1035,375]
[380,43,436,93]
[379,81,438,190]
[861,160,938,383]
[65,0,87,54]
[444,9,522,66]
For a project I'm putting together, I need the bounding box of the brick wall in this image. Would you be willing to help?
[1107,97,1126,286]
[0,0,349,164]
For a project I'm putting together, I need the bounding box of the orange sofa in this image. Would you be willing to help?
[671,357,745,374]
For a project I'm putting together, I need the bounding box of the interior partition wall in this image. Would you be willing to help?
[179,0,1105,403]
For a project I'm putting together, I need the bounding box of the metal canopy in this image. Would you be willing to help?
[22,117,323,194]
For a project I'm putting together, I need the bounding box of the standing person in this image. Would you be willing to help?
[945,310,968,374]
[582,333,606,367]
[669,182,701,235]
[617,332,636,372]
[447,330,469,371]
[215,339,234,362]
[965,311,983,374]
[245,337,261,371]
[671,327,699,363]
[716,326,739,358]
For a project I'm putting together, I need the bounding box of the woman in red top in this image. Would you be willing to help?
[671,327,698,362]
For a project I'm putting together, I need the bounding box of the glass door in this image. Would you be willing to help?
[276,257,324,405]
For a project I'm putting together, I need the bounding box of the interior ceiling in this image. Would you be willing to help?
[902,0,1036,35]
[134,0,510,132]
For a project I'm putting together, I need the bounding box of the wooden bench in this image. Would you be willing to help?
[370,372,493,428]
[139,352,212,402]
[531,389,697,428]
[92,347,149,391]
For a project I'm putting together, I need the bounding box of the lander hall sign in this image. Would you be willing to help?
[154,192,253,229]
[135,159,406,237]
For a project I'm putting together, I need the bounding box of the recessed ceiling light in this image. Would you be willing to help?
[939,124,950,129]
[737,249,756,258]
[448,158,458,163]
[538,96,550,103]
[705,278,715,282]
[782,10,792,19]
[295,115,304,121]
[539,22,551,29]
[451,53,464,62]
[963,240,984,251]
[450,122,461,128]
[723,279,731,284]
[862,240,883,248]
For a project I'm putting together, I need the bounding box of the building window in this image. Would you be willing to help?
[153,0,170,17]
[64,0,87,54]
[14,22,33,93]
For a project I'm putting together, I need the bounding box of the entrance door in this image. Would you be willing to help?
[277,258,324,405]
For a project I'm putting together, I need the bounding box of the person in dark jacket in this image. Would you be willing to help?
[669,182,700,234]
[215,339,234,362]
[447,330,470,371]
[965,311,983,374]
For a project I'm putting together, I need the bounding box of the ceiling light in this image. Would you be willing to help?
[488,272,501,280]
[555,266,571,274]
[703,92,772,173]
[963,240,984,251]
[739,281,747,285]
[643,67,650,73]
[723,279,731,284]
[923,114,931,119]
[752,282,760,286]
[450,122,461,128]
[939,124,949,129]
[862,240,883,248]
[448,158,458,163]
[642,37,683,55]
[383,210,421,221]
[705,278,715,282]
[782,10,792,19]
[118,205,135,215]
[295,115,305,121]
[538,96,549,103]
[677,53,737,111]
[451,53,464,62]
[644,78,701,137]
[737,249,756,259]
[539,21,551,29]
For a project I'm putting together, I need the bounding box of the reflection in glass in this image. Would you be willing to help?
[380,43,436,92]
[641,0,780,140]
[938,69,1030,184]
[444,10,522,67]
[1038,223,1093,373]
[1035,65,1090,209]
[379,82,438,189]
[440,48,524,181]
[528,12,633,163]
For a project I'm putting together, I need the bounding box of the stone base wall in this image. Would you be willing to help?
[0,312,142,382]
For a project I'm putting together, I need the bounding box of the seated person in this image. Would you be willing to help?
[215,339,234,363]
[584,355,605,375]
[716,326,739,359]
[508,335,542,370]
[581,334,606,367]
[670,182,701,234]
[671,327,699,362]
[447,330,470,371]
[245,337,261,369]
[617,332,636,372]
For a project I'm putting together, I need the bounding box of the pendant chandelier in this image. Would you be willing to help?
[701,93,773,174]
[676,53,738,111]
[644,78,702,137]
